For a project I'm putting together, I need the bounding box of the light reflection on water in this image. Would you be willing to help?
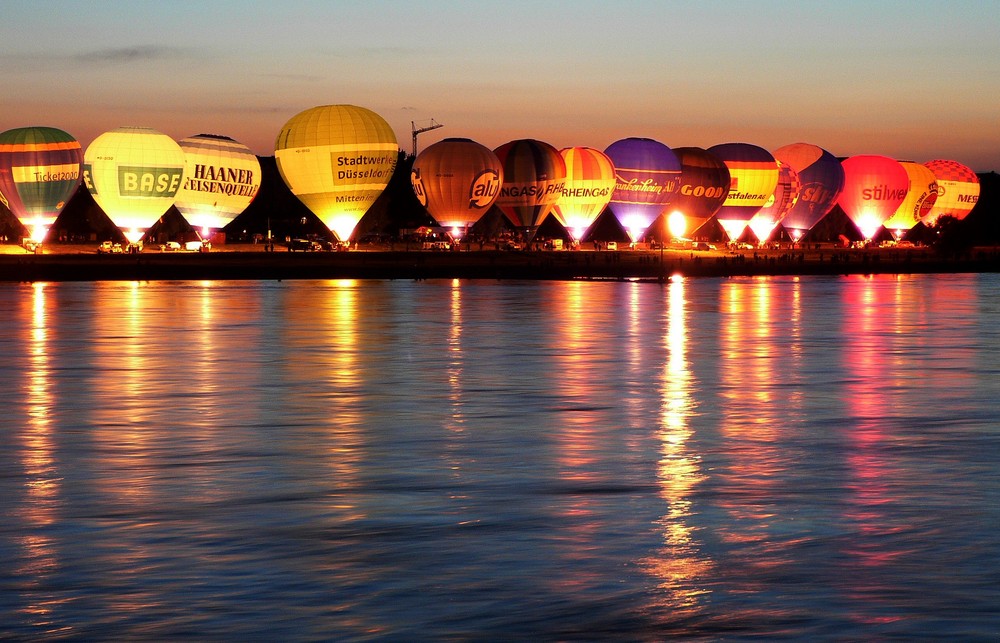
[1,275,999,639]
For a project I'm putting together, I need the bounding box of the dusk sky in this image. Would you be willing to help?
[3,1,998,170]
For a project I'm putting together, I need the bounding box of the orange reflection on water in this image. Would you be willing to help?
[642,276,712,613]
[15,283,63,629]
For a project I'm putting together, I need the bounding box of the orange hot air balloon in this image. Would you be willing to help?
[838,155,909,240]
[747,160,800,243]
[707,143,779,241]
[493,139,567,234]
[552,146,616,240]
[411,138,503,235]
[882,161,938,240]
[922,159,979,225]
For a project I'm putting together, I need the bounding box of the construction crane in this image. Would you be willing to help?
[411,119,443,156]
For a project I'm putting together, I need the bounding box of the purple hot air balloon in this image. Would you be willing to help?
[604,137,681,242]
[773,143,845,241]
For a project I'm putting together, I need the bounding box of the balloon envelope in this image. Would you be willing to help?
[275,105,398,241]
[411,138,503,232]
[748,160,800,243]
[553,146,616,240]
[175,134,261,233]
[667,147,730,239]
[604,137,681,241]
[707,143,779,240]
[773,143,845,240]
[83,126,185,242]
[837,155,909,240]
[922,159,979,225]
[882,161,938,238]
[0,126,82,242]
[493,139,566,231]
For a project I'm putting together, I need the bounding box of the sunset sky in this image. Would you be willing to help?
[3,1,998,170]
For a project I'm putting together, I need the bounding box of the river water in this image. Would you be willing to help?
[0,275,998,640]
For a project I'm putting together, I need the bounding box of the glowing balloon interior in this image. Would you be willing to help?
[837,155,909,240]
[83,126,186,243]
[604,137,680,241]
[553,147,616,240]
[275,105,398,241]
[175,134,261,234]
[922,159,979,225]
[0,126,83,243]
[411,138,503,234]
[493,139,566,232]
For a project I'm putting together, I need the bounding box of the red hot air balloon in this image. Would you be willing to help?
[604,137,681,242]
[882,161,938,240]
[493,139,566,236]
[666,147,730,240]
[553,146,616,241]
[748,160,800,244]
[411,138,503,236]
[707,143,779,241]
[922,159,979,225]
[773,143,845,241]
[838,155,909,240]
[0,126,82,243]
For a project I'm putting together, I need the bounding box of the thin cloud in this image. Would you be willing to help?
[75,45,187,64]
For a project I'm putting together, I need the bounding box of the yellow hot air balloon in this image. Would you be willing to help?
[922,159,979,226]
[175,134,261,236]
[83,126,186,243]
[274,105,398,242]
[882,161,938,240]
[553,147,616,241]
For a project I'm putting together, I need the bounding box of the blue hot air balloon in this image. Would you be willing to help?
[604,137,681,242]
[773,143,845,241]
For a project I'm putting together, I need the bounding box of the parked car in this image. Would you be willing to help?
[97,240,123,254]
[287,238,321,252]
[160,241,182,251]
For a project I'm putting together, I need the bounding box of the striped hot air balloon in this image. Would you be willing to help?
[493,139,566,235]
[0,126,83,243]
[552,146,616,240]
[707,143,779,241]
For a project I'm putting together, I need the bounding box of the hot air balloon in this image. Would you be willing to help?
[175,134,261,238]
[552,146,616,241]
[838,155,909,240]
[707,143,779,241]
[0,126,83,243]
[83,126,185,243]
[773,143,845,241]
[882,161,938,240]
[922,159,979,226]
[275,105,398,242]
[493,139,566,237]
[411,138,503,235]
[747,160,800,244]
[664,146,729,240]
[604,137,681,242]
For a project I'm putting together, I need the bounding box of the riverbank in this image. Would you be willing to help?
[2,243,999,282]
